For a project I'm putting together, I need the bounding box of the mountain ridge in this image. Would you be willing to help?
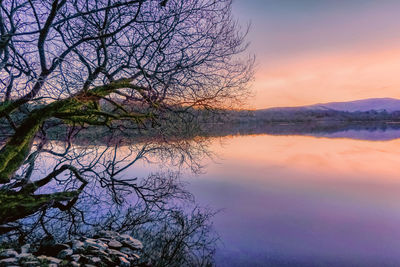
[260,98,400,113]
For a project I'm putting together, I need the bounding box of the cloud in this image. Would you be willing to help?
[252,46,400,108]
[232,0,400,108]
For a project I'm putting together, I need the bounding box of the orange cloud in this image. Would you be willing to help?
[250,44,400,109]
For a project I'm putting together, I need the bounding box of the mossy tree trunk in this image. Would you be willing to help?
[0,78,138,184]
[0,191,79,225]
[0,79,143,225]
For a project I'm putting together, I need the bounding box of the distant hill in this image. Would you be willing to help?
[308,98,400,112]
[232,98,400,124]
[261,98,400,113]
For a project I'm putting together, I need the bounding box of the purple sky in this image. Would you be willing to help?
[232,0,400,108]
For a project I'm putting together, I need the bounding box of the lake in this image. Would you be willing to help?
[132,132,400,266]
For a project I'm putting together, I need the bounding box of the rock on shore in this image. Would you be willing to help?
[0,231,142,266]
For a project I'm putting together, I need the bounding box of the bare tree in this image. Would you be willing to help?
[0,0,252,185]
[0,1,252,262]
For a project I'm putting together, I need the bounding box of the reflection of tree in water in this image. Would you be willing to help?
[0,130,217,265]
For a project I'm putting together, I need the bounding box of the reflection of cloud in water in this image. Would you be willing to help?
[207,134,400,180]
[185,134,400,266]
[314,129,400,141]
[9,131,400,266]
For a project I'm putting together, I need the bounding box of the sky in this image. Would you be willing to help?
[232,0,400,109]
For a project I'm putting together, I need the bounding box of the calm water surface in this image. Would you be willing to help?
[133,133,400,266]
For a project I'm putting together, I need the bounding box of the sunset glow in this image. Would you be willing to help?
[252,47,400,108]
[210,134,400,181]
[233,0,400,109]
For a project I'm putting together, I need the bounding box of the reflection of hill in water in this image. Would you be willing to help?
[62,121,400,145]
[204,121,400,141]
